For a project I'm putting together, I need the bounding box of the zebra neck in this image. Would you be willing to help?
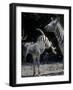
[54,22,64,55]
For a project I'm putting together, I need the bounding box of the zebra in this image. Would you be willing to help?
[22,28,56,76]
[44,17,64,55]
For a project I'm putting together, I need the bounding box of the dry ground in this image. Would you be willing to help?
[21,63,64,77]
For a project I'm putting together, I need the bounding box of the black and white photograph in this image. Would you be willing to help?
[9,3,71,87]
[21,13,64,77]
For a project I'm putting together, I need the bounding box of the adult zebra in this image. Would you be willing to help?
[44,17,64,55]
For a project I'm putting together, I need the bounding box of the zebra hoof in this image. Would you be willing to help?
[33,73,36,76]
[38,72,40,76]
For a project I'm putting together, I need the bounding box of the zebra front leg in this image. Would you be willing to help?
[51,46,57,54]
[50,42,57,54]
[33,56,36,76]
[37,56,40,76]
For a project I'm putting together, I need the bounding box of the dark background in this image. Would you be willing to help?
[22,12,64,64]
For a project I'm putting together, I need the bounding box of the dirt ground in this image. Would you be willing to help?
[21,63,64,77]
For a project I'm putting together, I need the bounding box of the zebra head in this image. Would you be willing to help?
[44,17,59,32]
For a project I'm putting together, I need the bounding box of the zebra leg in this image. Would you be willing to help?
[51,46,57,54]
[37,56,40,76]
[33,56,36,76]
[50,42,57,54]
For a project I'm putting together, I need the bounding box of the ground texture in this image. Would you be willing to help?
[21,63,64,77]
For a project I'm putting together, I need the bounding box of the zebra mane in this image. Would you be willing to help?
[35,28,45,35]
